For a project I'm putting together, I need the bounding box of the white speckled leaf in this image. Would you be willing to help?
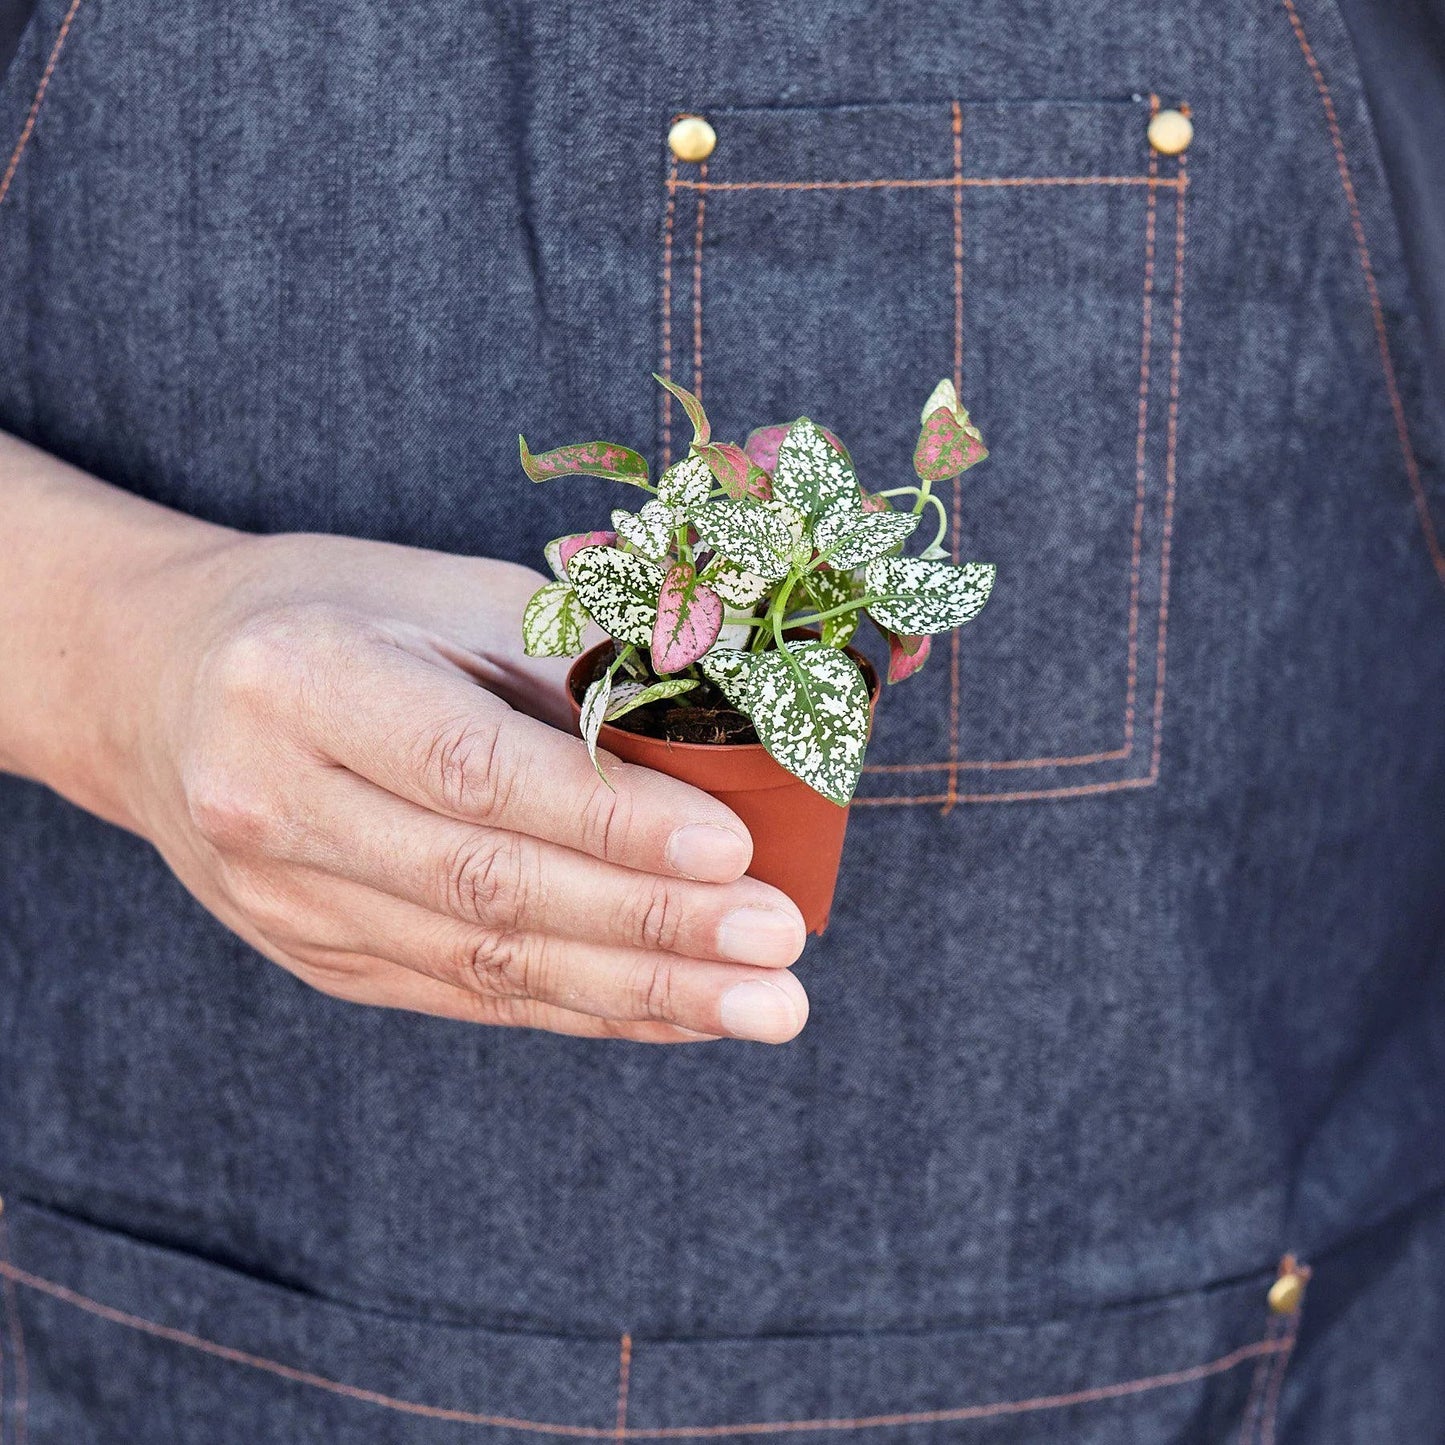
[801,568,862,648]
[864,557,996,635]
[579,671,612,777]
[657,454,713,510]
[698,646,758,707]
[705,556,770,608]
[521,582,589,658]
[611,499,675,560]
[813,507,920,568]
[745,642,871,805]
[605,677,699,721]
[692,499,794,581]
[567,546,664,648]
[773,418,859,521]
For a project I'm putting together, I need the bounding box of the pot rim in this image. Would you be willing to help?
[565,635,881,755]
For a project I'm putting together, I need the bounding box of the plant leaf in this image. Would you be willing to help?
[744,641,872,806]
[813,507,920,569]
[886,631,932,682]
[698,646,758,706]
[744,421,850,475]
[773,418,860,522]
[694,441,772,500]
[653,373,711,445]
[567,546,664,648]
[522,582,589,657]
[652,562,724,673]
[605,677,699,721]
[611,499,674,560]
[519,437,649,486]
[800,568,862,648]
[657,454,714,510]
[913,407,988,482]
[705,556,770,608]
[692,498,795,582]
[545,529,618,580]
[864,556,996,635]
[579,670,613,780]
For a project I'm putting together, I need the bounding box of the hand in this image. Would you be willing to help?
[24,508,811,1043]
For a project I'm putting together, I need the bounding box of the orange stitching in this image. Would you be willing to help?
[1122,101,1160,755]
[693,162,707,401]
[867,747,1130,774]
[1236,1316,1283,1445]
[671,175,1184,193]
[0,1256,1287,1439]
[0,1215,27,1445]
[1148,159,1188,783]
[945,99,965,813]
[1281,0,1445,589]
[1257,1311,1301,1445]
[0,0,87,209]
[855,775,1161,806]
[660,160,678,463]
[615,1333,633,1439]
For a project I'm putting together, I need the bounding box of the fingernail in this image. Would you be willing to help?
[717,906,805,965]
[720,980,801,1043]
[666,823,750,881]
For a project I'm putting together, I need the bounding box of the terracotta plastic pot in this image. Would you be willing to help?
[567,640,879,935]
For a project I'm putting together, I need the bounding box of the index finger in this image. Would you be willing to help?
[307,639,755,882]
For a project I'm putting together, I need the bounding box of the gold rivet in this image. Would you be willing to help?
[1147,108,1193,156]
[668,115,717,164]
[1268,1268,1307,1315]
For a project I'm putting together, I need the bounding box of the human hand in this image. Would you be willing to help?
[71,528,812,1043]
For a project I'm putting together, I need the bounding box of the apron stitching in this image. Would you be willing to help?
[1280,0,1445,591]
[1235,1315,1283,1445]
[1122,96,1161,758]
[615,1332,633,1438]
[670,176,1182,192]
[0,0,87,210]
[692,163,707,403]
[660,154,679,464]
[0,1253,1286,1437]
[944,98,965,814]
[1256,1310,1302,1445]
[1148,147,1188,784]
[854,774,1160,807]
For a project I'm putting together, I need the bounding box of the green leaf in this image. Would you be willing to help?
[611,499,674,561]
[864,556,996,635]
[800,568,862,648]
[605,677,699,721]
[657,454,713,510]
[652,374,711,445]
[813,507,920,568]
[692,498,795,582]
[579,671,613,779]
[773,418,860,522]
[742,642,873,805]
[522,582,589,658]
[519,437,650,486]
[567,546,664,648]
[698,647,757,706]
[705,556,770,608]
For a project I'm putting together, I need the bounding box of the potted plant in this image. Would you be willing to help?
[519,375,994,932]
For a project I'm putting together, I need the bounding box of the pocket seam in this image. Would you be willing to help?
[658,97,1190,808]
[0,1246,1294,1438]
[0,0,86,211]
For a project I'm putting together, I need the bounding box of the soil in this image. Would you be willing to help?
[578,646,760,746]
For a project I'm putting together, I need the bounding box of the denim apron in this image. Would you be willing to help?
[1,0,1443,1440]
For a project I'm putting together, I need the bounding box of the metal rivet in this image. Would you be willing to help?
[1268,1266,1308,1315]
[1148,108,1193,156]
[668,115,717,163]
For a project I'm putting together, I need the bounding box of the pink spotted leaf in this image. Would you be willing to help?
[653,373,711,445]
[694,441,773,501]
[651,562,724,673]
[546,530,618,579]
[886,631,933,683]
[519,438,650,487]
[913,407,989,483]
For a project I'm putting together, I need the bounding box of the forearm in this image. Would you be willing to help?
[0,431,234,823]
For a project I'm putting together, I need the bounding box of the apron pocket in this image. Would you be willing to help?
[2,1194,1297,1443]
[658,97,1188,806]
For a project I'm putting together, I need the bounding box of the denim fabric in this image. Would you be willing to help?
[0,0,1443,1440]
